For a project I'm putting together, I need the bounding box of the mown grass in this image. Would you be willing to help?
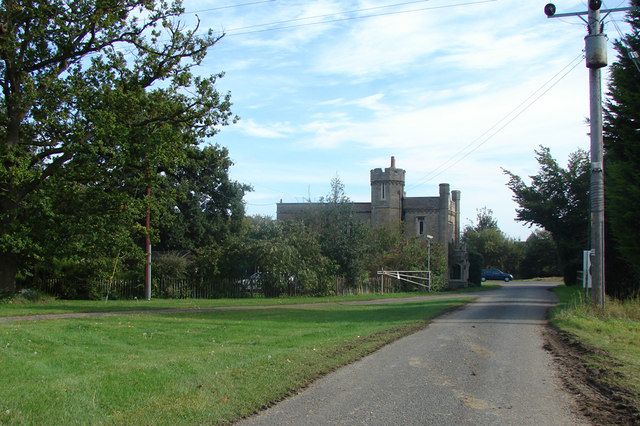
[0,297,470,424]
[0,285,498,317]
[550,285,640,409]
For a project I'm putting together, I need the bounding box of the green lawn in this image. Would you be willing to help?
[0,297,471,424]
[550,285,640,409]
[0,286,497,317]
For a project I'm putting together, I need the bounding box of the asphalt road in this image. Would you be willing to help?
[239,282,589,425]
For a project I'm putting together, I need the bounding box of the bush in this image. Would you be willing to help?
[153,252,191,281]
[563,262,580,286]
[1,288,55,304]
[467,251,483,286]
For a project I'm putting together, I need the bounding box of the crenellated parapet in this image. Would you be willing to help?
[370,156,405,228]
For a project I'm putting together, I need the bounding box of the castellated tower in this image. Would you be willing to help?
[370,156,405,228]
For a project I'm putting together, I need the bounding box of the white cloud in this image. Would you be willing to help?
[225,0,346,50]
[298,54,590,152]
[317,93,388,111]
[235,119,294,139]
[311,11,441,78]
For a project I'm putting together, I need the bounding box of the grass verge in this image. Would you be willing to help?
[0,297,470,424]
[550,285,640,411]
[0,286,498,318]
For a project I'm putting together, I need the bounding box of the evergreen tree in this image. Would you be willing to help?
[603,0,640,296]
[504,147,590,284]
[519,230,560,279]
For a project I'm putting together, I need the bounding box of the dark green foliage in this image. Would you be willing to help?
[306,177,370,287]
[474,207,498,231]
[0,0,245,293]
[156,145,249,252]
[365,224,428,273]
[603,1,640,297]
[467,251,483,286]
[605,221,639,298]
[462,208,523,275]
[153,253,191,282]
[219,217,338,297]
[0,0,232,293]
[519,230,560,279]
[504,147,589,284]
[364,223,447,291]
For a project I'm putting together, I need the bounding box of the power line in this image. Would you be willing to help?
[408,52,584,189]
[224,0,498,36]
[226,0,436,31]
[184,0,276,14]
[103,0,497,49]
[609,16,640,72]
[424,57,583,183]
[407,52,585,189]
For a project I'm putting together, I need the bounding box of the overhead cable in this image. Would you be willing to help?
[224,0,498,36]
[225,0,436,31]
[184,0,276,14]
[407,52,585,189]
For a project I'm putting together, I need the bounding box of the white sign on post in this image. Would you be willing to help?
[582,250,592,289]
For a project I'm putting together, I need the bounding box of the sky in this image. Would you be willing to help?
[180,0,633,240]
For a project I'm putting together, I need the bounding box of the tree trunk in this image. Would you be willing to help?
[0,253,17,295]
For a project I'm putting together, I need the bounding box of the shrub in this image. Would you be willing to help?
[467,251,483,286]
[1,288,55,304]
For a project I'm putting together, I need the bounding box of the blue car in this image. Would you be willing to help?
[481,268,513,282]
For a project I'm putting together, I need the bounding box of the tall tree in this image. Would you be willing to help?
[603,0,640,296]
[473,207,499,231]
[462,208,522,274]
[315,177,368,286]
[504,146,590,284]
[156,145,249,253]
[0,0,232,292]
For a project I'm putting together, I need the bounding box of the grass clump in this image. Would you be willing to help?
[551,285,640,409]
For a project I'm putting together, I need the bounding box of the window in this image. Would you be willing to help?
[417,217,425,235]
[381,183,386,200]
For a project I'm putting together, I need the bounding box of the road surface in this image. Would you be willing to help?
[239,282,588,425]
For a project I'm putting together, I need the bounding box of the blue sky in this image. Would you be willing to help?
[183,0,632,239]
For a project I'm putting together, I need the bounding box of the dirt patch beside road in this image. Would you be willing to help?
[543,326,640,425]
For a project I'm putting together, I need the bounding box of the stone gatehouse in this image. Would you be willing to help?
[276,157,469,287]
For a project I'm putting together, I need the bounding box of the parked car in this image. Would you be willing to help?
[481,268,514,282]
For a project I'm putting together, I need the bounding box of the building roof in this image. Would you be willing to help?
[403,197,440,210]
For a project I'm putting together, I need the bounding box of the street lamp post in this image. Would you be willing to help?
[427,235,434,289]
